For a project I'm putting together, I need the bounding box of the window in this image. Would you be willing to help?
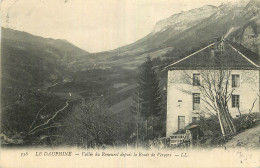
[232,95,240,108]
[193,93,200,110]
[193,74,200,86]
[232,75,240,87]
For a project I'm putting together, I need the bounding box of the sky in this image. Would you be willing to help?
[1,0,241,52]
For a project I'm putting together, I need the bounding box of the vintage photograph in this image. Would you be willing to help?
[0,0,259,167]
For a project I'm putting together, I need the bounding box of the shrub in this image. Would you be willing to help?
[195,115,222,138]
[233,112,260,133]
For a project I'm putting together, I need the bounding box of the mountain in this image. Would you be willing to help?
[1,27,137,120]
[65,0,260,116]
[89,0,259,70]
[232,0,260,55]
[1,27,93,116]
[2,0,259,100]
[1,28,92,135]
[1,27,89,89]
[152,5,218,33]
[1,27,137,140]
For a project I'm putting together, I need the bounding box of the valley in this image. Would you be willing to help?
[1,0,259,147]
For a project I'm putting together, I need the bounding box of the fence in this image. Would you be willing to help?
[170,130,192,147]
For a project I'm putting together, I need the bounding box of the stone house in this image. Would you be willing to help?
[165,39,259,137]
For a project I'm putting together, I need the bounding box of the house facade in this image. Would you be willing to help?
[165,40,259,137]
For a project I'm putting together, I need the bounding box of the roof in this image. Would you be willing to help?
[166,40,259,70]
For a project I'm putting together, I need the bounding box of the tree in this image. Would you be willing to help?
[131,57,162,140]
[198,69,236,136]
[1,89,65,144]
[179,69,237,137]
[60,96,118,148]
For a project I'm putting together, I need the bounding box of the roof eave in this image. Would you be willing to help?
[167,67,260,70]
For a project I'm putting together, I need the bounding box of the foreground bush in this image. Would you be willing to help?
[191,113,260,147]
[233,112,260,133]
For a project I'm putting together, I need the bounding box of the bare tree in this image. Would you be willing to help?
[175,69,237,136]
[60,96,118,148]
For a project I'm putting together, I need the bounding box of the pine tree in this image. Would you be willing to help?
[131,56,162,140]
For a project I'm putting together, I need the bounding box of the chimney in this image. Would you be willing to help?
[214,37,220,42]
[214,37,220,51]
[211,47,215,58]
[220,37,226,52]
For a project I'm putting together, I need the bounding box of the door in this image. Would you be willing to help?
[178,116,185,130]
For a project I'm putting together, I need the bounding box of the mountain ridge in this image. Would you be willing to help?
[1,27,90,90]
[3,0,258,72]
[89,0,259,70]
[1,27,89,56]
[152,5,218,33]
